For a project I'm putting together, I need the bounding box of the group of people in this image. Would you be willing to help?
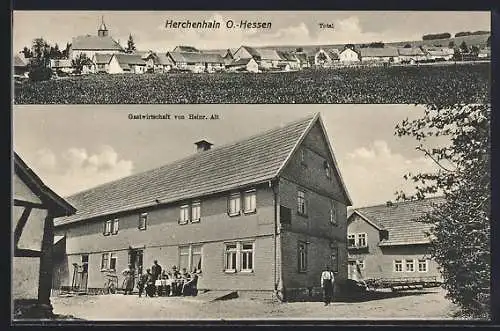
[132,260,199,298]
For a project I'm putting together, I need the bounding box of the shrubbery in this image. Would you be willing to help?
[28,66,52,82]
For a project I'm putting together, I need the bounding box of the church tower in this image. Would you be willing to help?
[97,16,109,37]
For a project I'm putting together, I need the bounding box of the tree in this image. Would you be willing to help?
[368,41,384,48]
[126,34,136,53]
[62,42,71,59]
[404,43,412,48]
[471,45,480,57]
[423,32,451,40]
[295,47,303,53]
[71,53,91,74]
[486,36,491,48]
[395,104,491,319]
[460,41,469,54]
[21,46,33,58]
[448,41,455,48]
[32,38,51,66]
[344,44,355,50]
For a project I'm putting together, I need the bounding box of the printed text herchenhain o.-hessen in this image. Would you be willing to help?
[165,19,272,29]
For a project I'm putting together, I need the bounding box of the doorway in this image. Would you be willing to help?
[128,249,143,282]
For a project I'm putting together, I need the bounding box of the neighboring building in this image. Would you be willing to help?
[49,59,73,74]
[108,53,147,74]
[314,48,340,67]
[397,47,427,64]
[360,48,400,63]
[347,198,444,284]
[226,58,259,73]
[338,48,360,64]
[277,51,300,71]
[167,52,225,73]
[52,114,352,301]
[232,46,283,69]
[203,49,234,66]
[14,54,30,77]
[13,153,76,318]
[478,47,491,59]
[423,47,454,61]
[69,17,124,61]
[293,52,311,69]
[91,53,113,73]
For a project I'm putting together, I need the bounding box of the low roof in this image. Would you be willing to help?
[426,48,454,56]
[349,197,445,246]
[360,47,399,58]
[258,49,283,61]
[55,114,351,226]
[227,58,254,67]
[238,46,261,59]
[168,52,224,64]
[155,54,173,65]
[93,53,113,64]
[398,48,425,56]
[277,51,298,62]
[72,35,123,51]
[173,46,201,53]
[14,152,76,218]
[113,53,146,68]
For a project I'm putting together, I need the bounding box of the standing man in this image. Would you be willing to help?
[321,265,335,306]
[152,260,162,281]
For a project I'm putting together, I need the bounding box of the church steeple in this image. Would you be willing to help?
[98,16,108,37]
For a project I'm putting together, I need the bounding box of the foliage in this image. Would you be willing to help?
[368,42,384,48]
[403,44,412,48]
[395,104,491,319]
[423,33,451,40]
[15,64,490,104]
[448,41,455,48]
[22,46,33,58]
[28,65,53,82]
[460,41,469,53]
[71,54,91,74]
[126,34,136,53]
[455,31,490,37]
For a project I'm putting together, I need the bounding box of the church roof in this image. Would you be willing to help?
[72,35,124,51]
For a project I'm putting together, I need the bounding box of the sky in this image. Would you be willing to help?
[13,104,445,208]
[12,11,491,53]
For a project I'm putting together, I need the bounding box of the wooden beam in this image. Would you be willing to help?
[14,207,32,249]
[38,213,54,306]
[14,248,41,258]
[14,199,46,209]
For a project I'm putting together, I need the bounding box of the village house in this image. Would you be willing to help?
[232,46,284,70]
[69,17,124,61]
[360,47,400,63]
[314,48,340,67]
[293,52,311,69]
[167,52,225,73]
[49,59,73,75]
[478,47,491,59]
[203,49,234,66]
[338,48,360,64]
[277,51,300,71]
[226,58,259,73]
[13,153,76,318]
[91,53,113,73]
[422,47,454,61]
[51,114,352,301]
[347,198,444,286]
[397,47,427,64]
[108,53,147,74]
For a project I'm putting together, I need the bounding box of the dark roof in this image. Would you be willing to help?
[350,197,445,246]
[168,52,224,64]
[112,53,146,69]
[93,53,113,64]
[14,152,76,218]
[72,35,123,51]
[294,53,309,64]
[238,46,262,60]
[398,48,425,56]
[277,51,298,62]
[55,114,351,226]
[226,58,254,67]
[173,46,201,53]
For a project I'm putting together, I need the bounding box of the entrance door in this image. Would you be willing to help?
[128,249,143,283]
[80,254,89,291]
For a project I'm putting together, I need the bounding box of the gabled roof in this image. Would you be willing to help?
[112,53,146,69]
[14,152,76,218]
[155,54,173,66]
[55,114,351,226]
[277,51,298,62]
[258,49,282,61]
[93,53,113,64]
[350,197,445,246]
[237,46,261,60]
[398,47,425,56]
[226,58,255,67]
[72,35,123,51]
[294,53,309,64]
[360,47,399,58]
[425,48,454,56]
[168,52,224,64]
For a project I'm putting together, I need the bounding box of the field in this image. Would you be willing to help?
[43,288,463,321]
[14,63,490,104]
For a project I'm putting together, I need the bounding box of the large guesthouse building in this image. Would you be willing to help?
[52,114,352,301]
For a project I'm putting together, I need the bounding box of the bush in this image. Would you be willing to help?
[28,66,53,82]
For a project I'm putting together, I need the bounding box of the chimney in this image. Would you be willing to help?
[386,201,393,207]
[194,140,213,153]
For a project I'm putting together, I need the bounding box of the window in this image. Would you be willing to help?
[243,190,257,213]
[191,201,201,223]
[103,220,112,236]
[179,246,190,270]
[329,200,337,226]
[109,253,117,271]
[331,246,339,272]
[179,245,203,272]
[81,254,89,273]
[297,190,307,216]
[179,205,190,224]
[224,243,237,272]
[357,233,367,247]
[405,259,415,272]
[298,241,308,272]
[138,213,147,230]
[101,253,109,270]
[347,234,356,247]
[394,260,403,272]
[418,259,428,272]
[112,219,119,235]
[241,243,254,272]
[228,193,241,216]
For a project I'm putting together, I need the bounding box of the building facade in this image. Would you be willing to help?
[52,114,352,301]
[347,198,444,284]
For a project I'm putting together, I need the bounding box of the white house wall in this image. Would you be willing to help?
[108,56,125,74]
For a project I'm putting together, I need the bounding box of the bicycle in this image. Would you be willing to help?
[103,271,118,294]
